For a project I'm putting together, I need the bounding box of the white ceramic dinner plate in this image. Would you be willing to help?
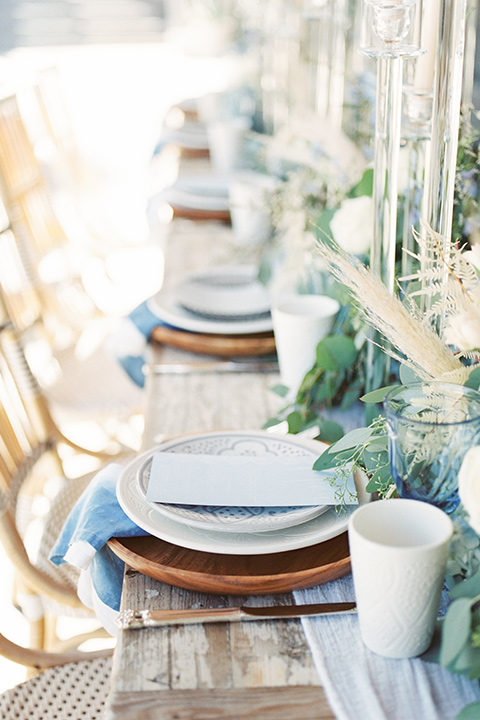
[162,124,210,150]
[136,431,329,533]
[174,265,271,321]
[148,290,273,335]
[117,431,361,555]
[161,186,230,212]
[174,174,231,199]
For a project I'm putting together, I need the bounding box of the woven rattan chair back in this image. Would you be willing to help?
[0,94,98,340]
[0,296,120,652]
[0,308,83,605]
[0,93,68,257]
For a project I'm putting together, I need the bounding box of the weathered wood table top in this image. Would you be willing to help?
[104,221,336,720]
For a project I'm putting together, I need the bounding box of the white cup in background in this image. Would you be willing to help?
[271,294,340,395]
[348,499,453,659]
[207,117,251,173]
[229,172,279,247]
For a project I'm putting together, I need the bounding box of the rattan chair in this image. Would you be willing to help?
[0,202,144,454]
[0,92,99,334]
[0,90,151,448]
[0,300,130,655]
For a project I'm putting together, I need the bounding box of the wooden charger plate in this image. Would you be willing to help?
[170,204,230,223]
[151,326,276,358]
[108,532,350,595]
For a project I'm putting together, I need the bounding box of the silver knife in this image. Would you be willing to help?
[148,360,279,375]
[117,602,357,630]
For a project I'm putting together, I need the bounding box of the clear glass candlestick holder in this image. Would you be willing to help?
[384,382,480,514]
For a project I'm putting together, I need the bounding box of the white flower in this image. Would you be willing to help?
[459,446,480,535]
[330,195,373,256]
[444,305,480,351]
[463,244,480,273]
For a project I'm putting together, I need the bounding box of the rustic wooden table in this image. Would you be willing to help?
[104,221,336,720]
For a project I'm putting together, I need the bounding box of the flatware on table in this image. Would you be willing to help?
[147,358,279,374]
[117,602,357,629]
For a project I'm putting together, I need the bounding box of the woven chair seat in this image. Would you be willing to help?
[34,471,97,619]
[0,656,112,719]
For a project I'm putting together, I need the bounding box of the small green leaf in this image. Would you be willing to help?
[313,451,341,471]
[316,417,345,444]
[367,465,392,491]
[465,366,480,391]
[315,341,338,371]
[271,384,290,398]
[327,426,372,453]
[360,385,399,404]
[365,477,379,493]
[366,437,388,452]
[363,451,381,472]
[450,571,480,600]
[341,379,363,410]
[262,417,283,430]
[287,411,303,434]
[315,335,358,372]
[314,207,336,239]
[450,643,480,677]
[399,363,421,386]
[347,167,373,198]
[457,702,480,720]
[440,597,474,668]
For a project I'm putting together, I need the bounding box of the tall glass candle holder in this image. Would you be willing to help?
[360,0,420,406]
[400,87,432,282]
[420,0,467,330]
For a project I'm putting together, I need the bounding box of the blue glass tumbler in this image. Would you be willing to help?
[384,382,480,514]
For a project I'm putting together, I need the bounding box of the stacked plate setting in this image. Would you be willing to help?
[148,265,273,336]
[116,430,357,555]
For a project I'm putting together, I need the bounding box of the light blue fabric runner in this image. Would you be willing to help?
[294,577,480,720]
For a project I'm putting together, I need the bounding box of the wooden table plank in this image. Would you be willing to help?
[105,686,335,720]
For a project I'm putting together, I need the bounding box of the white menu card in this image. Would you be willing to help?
[145,452,357,506]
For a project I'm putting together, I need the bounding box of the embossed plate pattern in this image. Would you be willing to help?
[136,433,328,532]
[117,431,355,555]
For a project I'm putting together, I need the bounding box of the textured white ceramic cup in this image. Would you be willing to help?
[348,499,453,659]
[271,294,340,395]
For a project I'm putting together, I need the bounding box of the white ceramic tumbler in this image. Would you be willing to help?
[271,294,340,396]
[348,499,453,659]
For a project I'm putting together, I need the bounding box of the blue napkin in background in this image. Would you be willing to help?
[50,463,149,636]
[109,299,166,388]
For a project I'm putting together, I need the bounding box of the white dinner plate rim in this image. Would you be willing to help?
[162,187,231,211]
[116,431,357,555]
[174,265,271,320]
[147,294,273,335]
[174,174,231,198]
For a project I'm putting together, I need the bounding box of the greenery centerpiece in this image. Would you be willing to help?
[264,109,480,444]
[259,112,480,718]
[308,229,480,720]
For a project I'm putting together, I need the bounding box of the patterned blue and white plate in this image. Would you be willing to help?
[136,431,328,533]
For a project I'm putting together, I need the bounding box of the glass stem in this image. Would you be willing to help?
[366,53,403,407]
[421,0,467,329]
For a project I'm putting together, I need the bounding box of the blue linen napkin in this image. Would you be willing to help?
[49,463,149,635]
[109,299,167,387]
